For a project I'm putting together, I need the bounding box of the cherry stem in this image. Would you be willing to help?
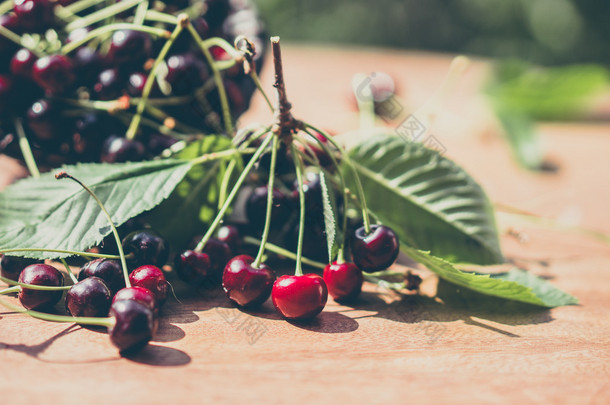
[270,37,300,140]
[253,134,279,268]
[0,286,20,295]
[64,0,107,14]
[217,159,237,210]
[60,259,79,284]
[0,274,72,290]
[351,73,376,130]
[304,123,372,234]
[188,23,233,136]
[13,118,40,178]
[65,0,143,31]
[290,143,306,276]
[0,248,120,260]
[243,236,326,270]
[194,134,274,253]
[250,70,273,112]
[0,296,114,328]
[0,25,44,57]
[125,16,185,140]
[144,9,179,24]
[55,172,131,288]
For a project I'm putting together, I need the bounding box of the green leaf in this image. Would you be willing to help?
[402,244,578,308]
[319,170,340,261]
[145,135,236,249]
[487,61,610,120]
[345,132,503,265]
[0,160,193,259]
[494,109,544,170]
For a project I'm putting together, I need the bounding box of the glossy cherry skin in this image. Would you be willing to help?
[101,136,146,163]
[0,255,41,281]
[108,299,155,354]
[13,0,54,33]
[216,225,241,253]
[222,255,276,308]
[245,186,291,231]
[164,53,207,96]
[272,274,328,320]
[65,276,112,317]
[174,250,211,285]
[10,48,37,78]
[129,265,168,306]
[190,235,232,279]
[323,262,363,302]
[26,99,66,141]
[78,258,125,295]
[350,225,399,273]
[17,264,64,310]
[93,68,123,100]
[0,14,21,54]
[112,286,157,314]
[122,230,169,269]
[107,30,152,68]
[32,55,75,94]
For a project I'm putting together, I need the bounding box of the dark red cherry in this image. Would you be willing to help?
[126,72,147,97]
[122,230,169,269]
[26,99,65,141]
[107,30,152,68]
[108,299,155,354]
[174,250,210,285]
[72,113,106,161]
[323,262,363,302]
[271,274,328,320]
[222,255,275,308]
[17,263,64,310]
[245,186,291,231]
[0,255,42,281]
[350,225,399,273]
[32,55,75,94]
[164,53,207,96]
[72,47,103,86]
[216,225,241,253]
[0,75,13,113]
[129,265,168,305]
[190,235,232,278]
[65,276,112,317]
[146,133,177,156]
[101,136,146,163]
[0,14,21,54]
[78,258,125,295]
[112,286,157,313]
[93,68,123,100]
[10,48,37,78]
[13,0,54,33]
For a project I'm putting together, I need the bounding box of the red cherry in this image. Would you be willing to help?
[350,225,399,273]
[108,299,155,354]
[18,263,64,310]
[272,274,328,320]
[10,48,37,79]
[112,286,157,313]
[13,0,54,33]
[174,250,211,285]
[129,265,168,306]
[32,54,75,94]
[222,255,275,308]
[323,262,363,302]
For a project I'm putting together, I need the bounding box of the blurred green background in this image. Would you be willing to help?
[253,0,610,65]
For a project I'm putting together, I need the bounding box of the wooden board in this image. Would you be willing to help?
[1,45,609,405]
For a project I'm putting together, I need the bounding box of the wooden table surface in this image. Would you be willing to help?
[1,45,609,405]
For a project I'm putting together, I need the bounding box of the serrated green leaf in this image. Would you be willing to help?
[402,244,577,308]
[345,132,503,265]
[319,170,340,261]
[145,135,237,249]
[0,160,193,259]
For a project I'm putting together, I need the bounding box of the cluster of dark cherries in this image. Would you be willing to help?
[0,0,265,167]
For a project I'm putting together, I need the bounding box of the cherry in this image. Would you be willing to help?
[65,276,112,317]
[163,53,208,96]
[13,0,54,33]
[122,229,169,269]
[222,255,275,308]
[72,113,106,161]
[10,48,37,79]
[129,265,168,305]
[0,14,21,54]
[126,72,147,97]
[108,299,155,354]
[17,263,64,310]
[146,133,177,156]
[0,75,14,113]
[190,235,232,278]
[107,30,152,68]
[93,68,123,100]
[271,274,328,320]
[78,258,125,295]
[245,186,291,231]
[26,99,66,141]
[112,286,157,313]
[350,225,399,273]
[101,136,146,163]
[216,225,241,253]
[323,262,363,302]
[174,250,210,285]
[0,255,41,281]
[32,55,75,94]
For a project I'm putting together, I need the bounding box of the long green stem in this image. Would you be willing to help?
[187,24,233,135]
[13,118,40,178]
[290,143,306,276]
[249,70,273,112]
[253,134,279,268]
[304,123,371,233]
[0,286,20,295]
[194,134,273,253]
[0,0,15,15]
[64,0,107,14]
[65,0,144,31]
[55,173,131,287]
[243,236,326,270]
[60,259,79,284]
[145,9,179,24]
[125,20,184,140]
[0,248,120,259]
[217,159,237,210]
[0,275,72,290]
[0,297,114,327]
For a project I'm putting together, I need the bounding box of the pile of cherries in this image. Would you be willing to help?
[0,0,265,167]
